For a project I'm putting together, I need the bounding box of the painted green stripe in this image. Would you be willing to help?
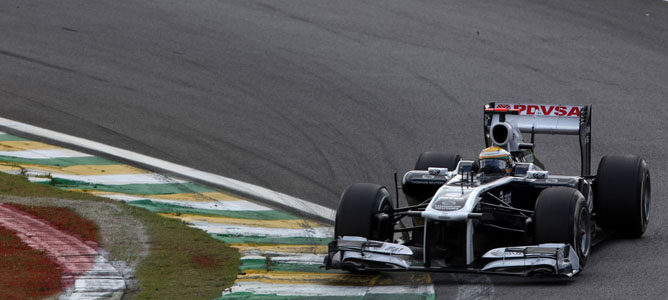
[0,155,117,167]
[218,294,344,300]
[266,263,336,273]
[239,259,267,271]
[52,179,215,195]
[127,200,298,220]
[218,293,435,300]
[240,261,340,273]
[211,234,331,245]
[0,134,30,141]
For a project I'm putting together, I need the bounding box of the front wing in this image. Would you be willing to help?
[324,236,580,277]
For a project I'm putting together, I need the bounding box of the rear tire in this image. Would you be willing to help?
[534,187,591,266]
[415,152,461,171]
[596,155,651,238]
[334,183,394,242]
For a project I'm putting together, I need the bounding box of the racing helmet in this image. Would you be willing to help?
[478,146,513,175]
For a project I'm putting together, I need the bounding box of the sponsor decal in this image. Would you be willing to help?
[491,249,505,256]
[496,103,581,117]
[531,171,547,179]
[383,246,404,254]
[499,191,512,204]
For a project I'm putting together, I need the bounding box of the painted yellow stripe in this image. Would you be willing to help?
[15,164,148,175]
[160,214,322,229]
[238,270,377,285]
[231,244,328,254]
[68,190,114,196]
[0,141,61,151]
[237,270,432,286]
[0,165,22,173]
[69,190,241,202]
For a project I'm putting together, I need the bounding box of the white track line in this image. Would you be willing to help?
[61,256,126,300]
[50,173,187,185]
[189,221,333,238]
[224,281,435,297]
[242,254,325,264]
[0,117,335,222]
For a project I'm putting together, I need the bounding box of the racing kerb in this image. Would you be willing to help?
[0,126,436,299]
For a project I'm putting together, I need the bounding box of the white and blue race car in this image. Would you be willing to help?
[324,103,651,277]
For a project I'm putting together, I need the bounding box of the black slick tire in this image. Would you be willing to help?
[334,183,394,242]
[596,155,651,238]
[415,152,461,171]
[534,187,591,266]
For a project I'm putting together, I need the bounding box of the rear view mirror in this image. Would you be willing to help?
[458,160,474,174]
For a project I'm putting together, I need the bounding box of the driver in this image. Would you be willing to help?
[478,146,514,176]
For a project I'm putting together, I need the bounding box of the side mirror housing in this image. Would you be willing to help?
[518,143,534,150]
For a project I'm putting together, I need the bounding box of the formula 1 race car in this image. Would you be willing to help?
[324,103,651,277]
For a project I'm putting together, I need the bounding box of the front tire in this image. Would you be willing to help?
[415,152,461,171]
[596,155,651,238]
[334,183,394,242]
[534,187,591,266]
[409,151,461,205]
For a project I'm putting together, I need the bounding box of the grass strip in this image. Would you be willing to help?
[52,178,216,194]
[0,172,240,299]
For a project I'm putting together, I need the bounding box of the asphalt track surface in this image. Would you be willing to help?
[1,0,667,298]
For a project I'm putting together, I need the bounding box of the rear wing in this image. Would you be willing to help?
[484,102,592,176]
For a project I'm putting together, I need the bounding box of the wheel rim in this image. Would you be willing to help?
[577,207,591,257]
[642,174,651,223]
[375,199,393,241]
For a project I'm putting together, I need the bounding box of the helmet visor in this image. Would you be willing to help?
[480,159,508,175]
